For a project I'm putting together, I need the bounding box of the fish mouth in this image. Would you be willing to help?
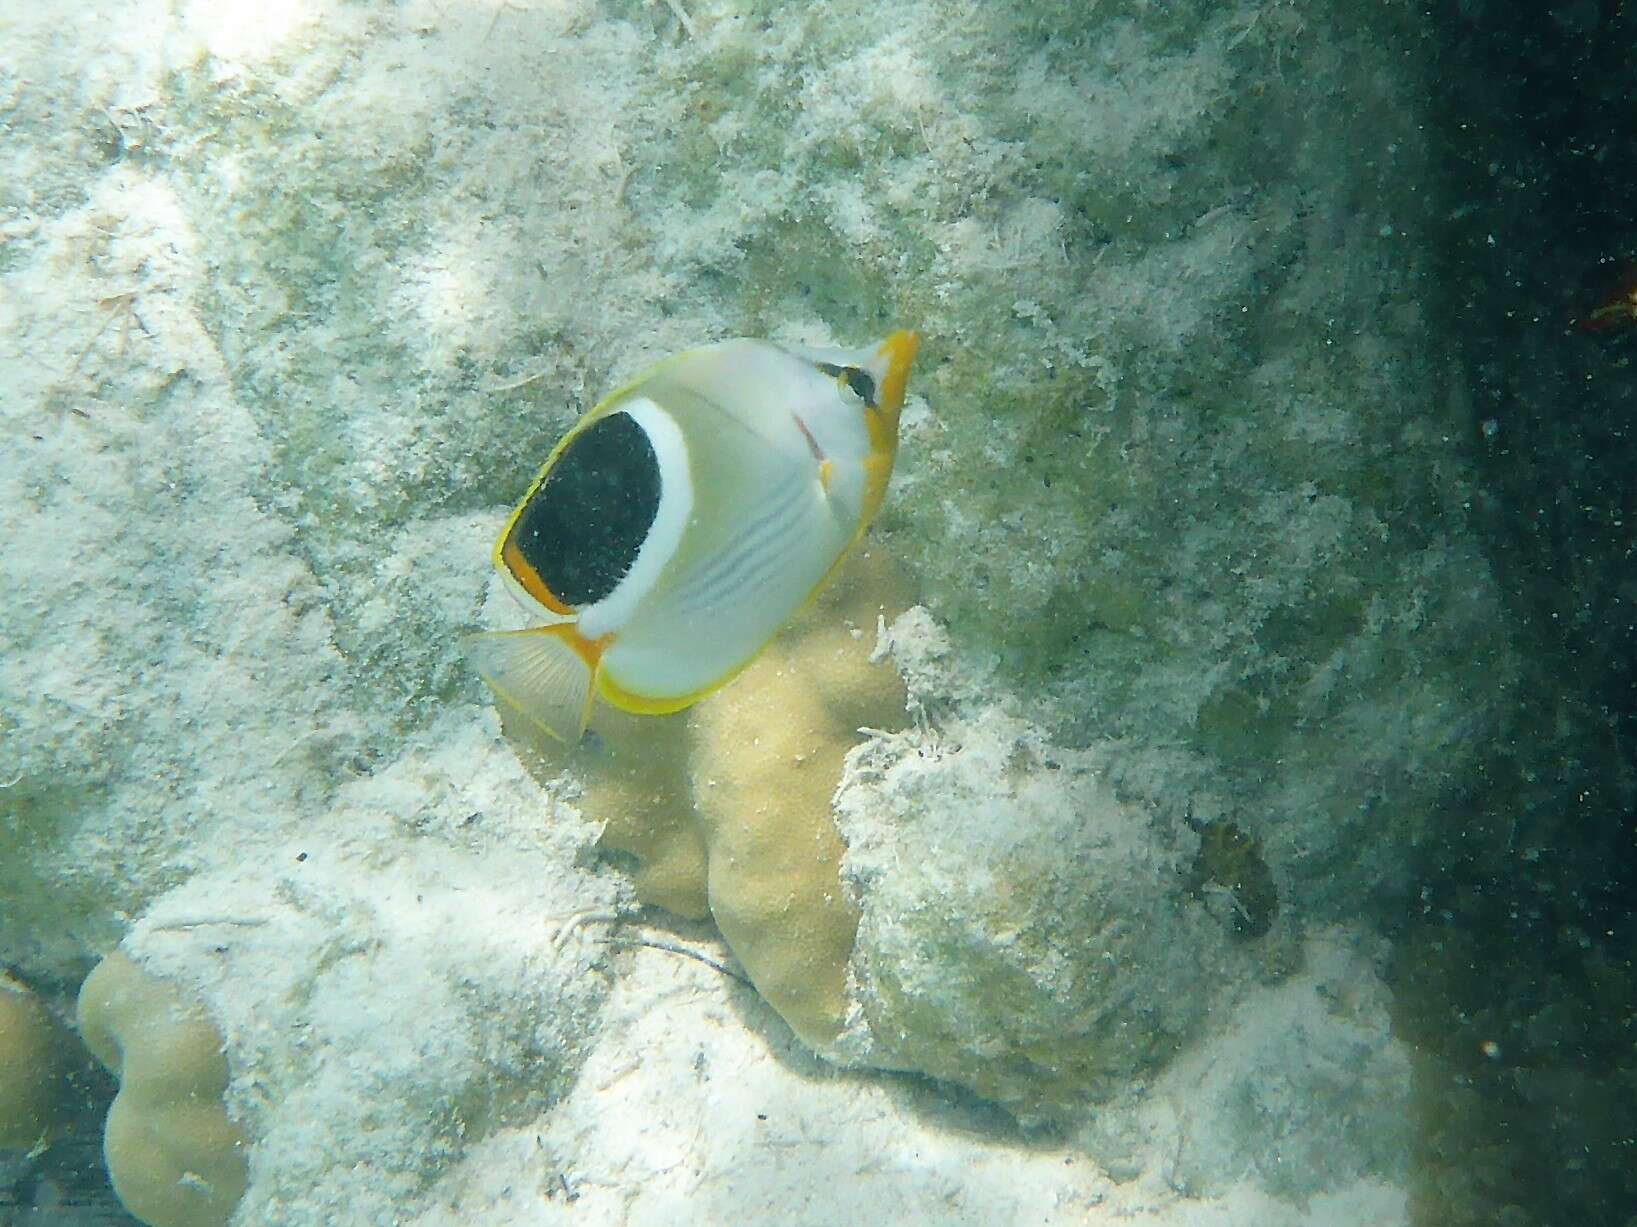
[869,330,921,443]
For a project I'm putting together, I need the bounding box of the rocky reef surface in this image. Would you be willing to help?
[0,1,1542,1224]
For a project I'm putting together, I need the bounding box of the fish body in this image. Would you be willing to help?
[471,331,920,743]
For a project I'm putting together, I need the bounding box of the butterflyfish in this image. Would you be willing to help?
[469,331,920,744]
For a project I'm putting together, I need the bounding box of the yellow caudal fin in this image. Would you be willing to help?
[465,625,596,745]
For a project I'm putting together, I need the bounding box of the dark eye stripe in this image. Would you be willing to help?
[844,368,877,407]
[816,361,877,409]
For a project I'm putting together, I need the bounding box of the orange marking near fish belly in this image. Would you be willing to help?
[501,539,576,616]
[558,623,613,671]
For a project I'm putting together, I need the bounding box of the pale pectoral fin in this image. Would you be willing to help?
[465,626,596,745]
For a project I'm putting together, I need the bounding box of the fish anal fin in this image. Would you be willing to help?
[465,625,597,746]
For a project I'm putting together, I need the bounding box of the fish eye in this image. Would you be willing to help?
[843,367,877,408]
[817,362,878,409]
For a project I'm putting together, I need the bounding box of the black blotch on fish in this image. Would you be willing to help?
[512,410,661,608]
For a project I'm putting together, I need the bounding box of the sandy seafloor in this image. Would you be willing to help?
[7,0,1601,1224]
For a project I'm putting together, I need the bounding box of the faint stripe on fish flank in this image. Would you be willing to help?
[699,519,816,610]
[672,496,812,616]
[672,480,816,615]
[673,477,807,594]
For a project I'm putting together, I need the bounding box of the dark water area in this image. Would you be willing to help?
[1395,2,1637,1223]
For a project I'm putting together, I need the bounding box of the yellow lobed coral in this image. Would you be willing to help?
[0,973,73,1151]
[514,550,911,1048]
[686,554,911,1046]
[76,952,247,1227]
